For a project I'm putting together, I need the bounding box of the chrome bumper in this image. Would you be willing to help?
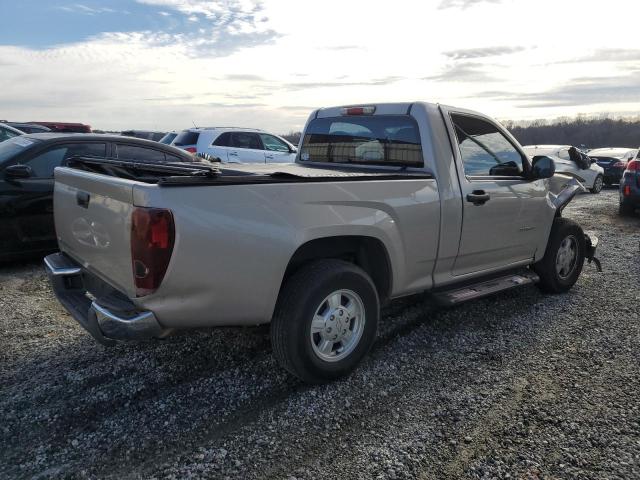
[44,252,168,345]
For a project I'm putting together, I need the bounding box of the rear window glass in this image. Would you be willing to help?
[300,115,423,167]
[115,144,166,162]
[173,131,200,146]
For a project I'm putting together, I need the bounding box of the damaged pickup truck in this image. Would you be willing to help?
[45,102,599,383]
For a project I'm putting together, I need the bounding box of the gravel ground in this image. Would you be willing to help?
[1,188,639,480]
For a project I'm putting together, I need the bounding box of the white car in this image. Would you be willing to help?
[523,145,605,193]
[171,127,297,163]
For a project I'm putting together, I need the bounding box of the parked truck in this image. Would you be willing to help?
[45,102,599,383]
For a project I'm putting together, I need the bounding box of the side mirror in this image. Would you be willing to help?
[531,156,555,179]
[290,146,298,154]
[4,164,33,179]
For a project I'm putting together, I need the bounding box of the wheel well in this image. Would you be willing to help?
[283,236,392,302]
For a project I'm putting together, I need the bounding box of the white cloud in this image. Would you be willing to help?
[4,0,640,131]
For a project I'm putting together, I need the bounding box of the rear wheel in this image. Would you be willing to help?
[532,218,585,293]
[271,260,379,383]
[590,175,603,193]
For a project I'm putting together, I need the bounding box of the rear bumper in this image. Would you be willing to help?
[44,252,168,345]
[602,168,624,183]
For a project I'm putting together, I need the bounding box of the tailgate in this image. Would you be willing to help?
[54,167,137,297]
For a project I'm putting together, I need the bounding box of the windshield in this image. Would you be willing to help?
[588,149,628,159]
[0,136,38,165]
[159,132,177,145]
[300,115,423,167]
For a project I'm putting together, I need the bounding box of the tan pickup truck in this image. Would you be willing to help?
[45,102,599,383]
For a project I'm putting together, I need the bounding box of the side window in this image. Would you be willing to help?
[451,114,525,177]
[212,132,232,147]
[259,134,290,152]
[24,148,67,177]
[21,143,107,178]
[64,143,107,159]
[230,132,262,150]
[165,153,184,163]
[115,144,165,162]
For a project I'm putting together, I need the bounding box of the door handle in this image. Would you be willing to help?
[229,152,238,156]
[76,191,90,208]
[466,190,490,206]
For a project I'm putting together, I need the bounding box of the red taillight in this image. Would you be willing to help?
[131,207,175,297]
[623,185,631,196]
[341,106,376,116]
[625,160,640,172]
[184,147,197,154]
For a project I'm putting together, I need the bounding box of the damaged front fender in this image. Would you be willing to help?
[549,176,586,215]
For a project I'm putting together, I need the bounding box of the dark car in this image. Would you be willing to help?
[29,122,92,133]
[121,130,167,142]
[589,148,638,186]
[619,156,640,215]
[4,122,51,134]
[0,133,197,261]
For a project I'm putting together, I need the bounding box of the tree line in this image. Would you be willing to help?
[281,116,640,150]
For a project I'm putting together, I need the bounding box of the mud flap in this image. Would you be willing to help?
[584,234,602,272]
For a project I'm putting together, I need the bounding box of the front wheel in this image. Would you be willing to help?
[590,175,603,193]
[532,218,586,293]
[271,260,379,383]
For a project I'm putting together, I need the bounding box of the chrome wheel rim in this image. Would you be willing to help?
[310,289,365,362]
[594,176,603,192]
[555,235,578,280]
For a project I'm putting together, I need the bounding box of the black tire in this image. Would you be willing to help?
[532,218,585,293]
[619,202,635,216]
[590,175,603,193]
[271,259,379,384]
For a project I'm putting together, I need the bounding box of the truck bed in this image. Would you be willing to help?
[67,156,434,187]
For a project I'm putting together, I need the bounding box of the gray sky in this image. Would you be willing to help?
[1,0,639,132]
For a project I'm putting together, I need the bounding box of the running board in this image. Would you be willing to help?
[432,269,539,306]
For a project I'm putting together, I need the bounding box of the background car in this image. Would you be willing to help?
[523,144,605,193]
[121,129,167,142]
[3,122,51,134]
[158,131,178,145]
[0,123,24,142]
[172,127,297,163]
[0,133,197,261]
[28,121,92,133]
[619,156,640,215]
[587,147,638,186]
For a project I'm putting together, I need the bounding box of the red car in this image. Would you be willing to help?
[28,122,92,133]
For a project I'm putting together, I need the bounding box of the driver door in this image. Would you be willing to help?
[446,112,548,276]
